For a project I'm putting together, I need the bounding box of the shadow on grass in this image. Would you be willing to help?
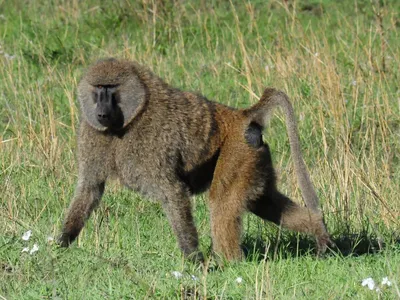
[242,232,399,262]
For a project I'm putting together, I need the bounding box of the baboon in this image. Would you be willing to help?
[59,58,331,261]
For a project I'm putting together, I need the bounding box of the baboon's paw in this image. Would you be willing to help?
[316,234,334,257]
[185,251,205,265]
[57,233,74,248]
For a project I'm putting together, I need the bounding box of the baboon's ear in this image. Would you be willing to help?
[77,79,105,130]
[78,69,146,131]
[117,73,147,128]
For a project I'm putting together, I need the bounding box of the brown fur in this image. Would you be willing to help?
[59,59,331,261]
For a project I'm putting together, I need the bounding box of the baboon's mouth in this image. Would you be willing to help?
[98,118,111,127]
[97,114,124,131]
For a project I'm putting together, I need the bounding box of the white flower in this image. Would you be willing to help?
[22,230,32,241]
[381,277,392,286]
[235,277,243,284]
[46,236,54,242]
[171,271,183,279]
[351,80,357,86]
[29,244,39,255]
[190,275,198,281]
[21,247,29,253]
[361,277,375,290]
[4,53,16,60]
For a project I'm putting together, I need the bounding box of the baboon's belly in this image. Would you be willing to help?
[120,173,166,202]
[115,157,166,202]
[113,139,177,202]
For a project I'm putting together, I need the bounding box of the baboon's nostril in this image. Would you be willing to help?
[97,113,109,120]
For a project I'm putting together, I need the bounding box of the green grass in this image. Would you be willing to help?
[1,0,399,298]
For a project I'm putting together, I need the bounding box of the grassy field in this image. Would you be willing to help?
[1,0,399,298]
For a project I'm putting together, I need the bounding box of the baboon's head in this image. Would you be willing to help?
[78,58,146,131]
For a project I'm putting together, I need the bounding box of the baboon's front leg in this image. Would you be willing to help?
[59,181,105,247]
[161,191,203,262]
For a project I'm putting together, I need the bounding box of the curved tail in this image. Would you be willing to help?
[245,88,320,212]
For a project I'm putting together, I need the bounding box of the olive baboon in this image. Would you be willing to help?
[59,58,331,261]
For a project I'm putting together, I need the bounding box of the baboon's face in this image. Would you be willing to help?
[79,59,146,131]
[92,85,124,130]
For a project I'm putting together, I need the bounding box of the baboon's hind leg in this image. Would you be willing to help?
[208,151,250,261]
[208,193,245,261]
[249,190,331,255]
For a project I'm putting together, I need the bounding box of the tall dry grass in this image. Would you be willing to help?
[0,0,399,243]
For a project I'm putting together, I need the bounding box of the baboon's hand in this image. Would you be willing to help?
[57,233,73,248]
[316,234,334,256]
